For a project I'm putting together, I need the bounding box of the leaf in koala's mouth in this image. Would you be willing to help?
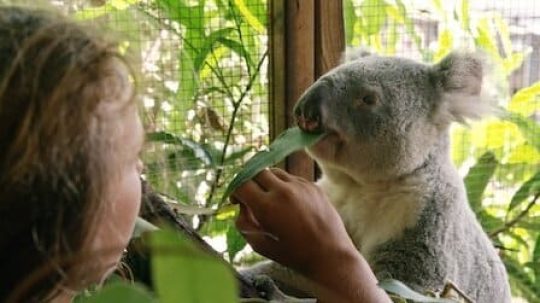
[221,127,325,203]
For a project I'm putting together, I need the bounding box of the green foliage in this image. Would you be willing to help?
[463,151,498,214]
[75,282,156,303]
[151,229,238,303]
[226,225,247,263]
[75,229,239,302]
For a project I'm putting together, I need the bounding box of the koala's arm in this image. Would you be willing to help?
[232,169,392,303]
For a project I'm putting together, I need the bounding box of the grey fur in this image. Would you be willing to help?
[246,51,511,302]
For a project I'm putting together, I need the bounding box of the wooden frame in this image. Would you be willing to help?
[269,0,344,180]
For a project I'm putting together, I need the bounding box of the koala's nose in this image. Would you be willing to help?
[294,87,324,133]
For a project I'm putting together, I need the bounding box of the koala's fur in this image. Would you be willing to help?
[247,52,511,302]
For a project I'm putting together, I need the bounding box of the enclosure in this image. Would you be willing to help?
[15,0,540,301]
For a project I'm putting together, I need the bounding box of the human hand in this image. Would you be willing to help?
[231,168,357,275]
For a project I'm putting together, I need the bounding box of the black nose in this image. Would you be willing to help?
[294,86,324,133]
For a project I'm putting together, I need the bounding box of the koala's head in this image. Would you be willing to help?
[294,52,489,182]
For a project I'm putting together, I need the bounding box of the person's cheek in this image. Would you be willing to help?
[118,169,142,242]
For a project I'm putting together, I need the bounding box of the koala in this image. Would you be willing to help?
[247,52,512,302]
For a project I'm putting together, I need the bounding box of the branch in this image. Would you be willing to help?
[197,50,268,230]
[490,192,540,238]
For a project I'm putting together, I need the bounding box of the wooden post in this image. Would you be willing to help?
[315,0,345,77]
[269,0,344,180]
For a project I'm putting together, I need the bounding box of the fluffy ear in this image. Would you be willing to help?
[341,47,374,63]
[431,52,493,125]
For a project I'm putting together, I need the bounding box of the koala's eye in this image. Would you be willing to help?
[361,93,378,106]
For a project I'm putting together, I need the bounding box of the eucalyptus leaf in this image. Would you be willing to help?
[233,0,266,34]
[504,257,540,302]
[504,111,540,152]
[463,151,498,214]
[344,0,357,44]
[533,234,540,283]
[378,279,455,303]
[151,229,237,303]
[226,225,247,263]
[75,282,156,303]
[146,131,214,166]
[508,171,540,211]
[221,127,324,203]
[360,0,388,36]
[224,146,255,165]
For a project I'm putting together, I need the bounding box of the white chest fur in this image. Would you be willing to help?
[317,174,428,260]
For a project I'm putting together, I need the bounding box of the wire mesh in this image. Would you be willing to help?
[51,0,269,211]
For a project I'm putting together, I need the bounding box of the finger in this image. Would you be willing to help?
[235,203,261,230]
[253,168,288,190]
[241,230,280,260]
[232,178,266,202]
[269,167,295,182]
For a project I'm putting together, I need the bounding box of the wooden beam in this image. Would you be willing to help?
[269,0,286,142]
[269,0,344,181]
[315,0,345,77]
[284,0,316,179]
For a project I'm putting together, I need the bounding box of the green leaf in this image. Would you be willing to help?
[434,28,453,62]
[533,234,540,283]
[74,0,141,20]
[344,0,357,44]
[194,28,236,70]
[430,0,444,16]
[226,225,247,263]
[508,171,540,211]
[75,282,156,303]
[463,151,498,214]
[151,229,237,303]
[360,0,388,36]
[221,127,324,203]
[507,144,540,164]
[475,18,499,59]
[458,0,470,31]
[233,0,266,34]
[146,132,214,166]
[217,37,256,69]
[478,210,504,233]
[504,112,540,152]
[378,279,454,303]
[224,146,255,165]
[178,44,200,103]
[505,257,540,302]
[157,0,205,30]
[509,81,540,117]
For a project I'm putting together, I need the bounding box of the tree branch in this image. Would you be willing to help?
[490,192,540,238]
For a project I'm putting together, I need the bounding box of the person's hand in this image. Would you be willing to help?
[231,168,356,275]
[231,168,392,303]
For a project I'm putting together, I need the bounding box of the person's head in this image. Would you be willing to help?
[0,6,143,301]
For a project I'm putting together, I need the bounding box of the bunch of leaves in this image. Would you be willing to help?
[75,229,238,303]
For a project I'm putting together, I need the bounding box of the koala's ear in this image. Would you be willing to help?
[431,52,492,125]
[341,47,374,63]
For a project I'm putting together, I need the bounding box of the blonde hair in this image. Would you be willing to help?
[0,6,136,301]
